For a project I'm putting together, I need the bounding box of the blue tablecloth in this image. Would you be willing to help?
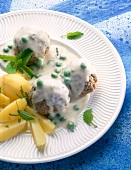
[0,0,131,169]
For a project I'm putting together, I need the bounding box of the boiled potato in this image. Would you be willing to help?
[26,106,55,134]
[30,119,46,147]
[0,118,27,142]
[0,75,4,93]
[15,72,30,80]
[0,93,10,107]
[18,122,27,134]
[0,107,3,112]
[0,98,27,122]
[3,74,31,102]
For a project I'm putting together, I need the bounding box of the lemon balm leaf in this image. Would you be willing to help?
[16,48,33,65]
[20,65,35,78]
[18,110,36,121]
[5,62,17,74]
[83,109,97,128]
[0,54,16,62]
[61,32,84,40]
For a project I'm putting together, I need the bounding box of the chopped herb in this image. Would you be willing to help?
[59,55,66,60]
[9,113,19,116]
[17,86,33,107]
[18,110,36,121]
[5,61,17,74]
[0,87,1,93]
[5,125,9,128]
[56,47,59,56]
[61,31,84,40]
[18,118,21,123]
[83,109,97,128]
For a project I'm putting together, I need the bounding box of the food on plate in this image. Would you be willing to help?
[14,26,50,65]
[3,74,31,102]
[30,118,46,147]
[26,106,55,134]
[0,93,10,107]
[0,26,98,148]
[62,59,97,97]
[0,118,27,142]
[32,76,70,116]
[0,98,27,122]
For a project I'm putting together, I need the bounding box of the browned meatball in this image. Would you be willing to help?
[32,76,70,116]
[80,74,97,96]
[14,26,50,65]
[35,100,58,115]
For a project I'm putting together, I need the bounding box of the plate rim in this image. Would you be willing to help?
[0,9,126,164]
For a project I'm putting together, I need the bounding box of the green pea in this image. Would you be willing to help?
[73,105,80,111]
[81,63,87,69]
[3,48,9,53]
[64,70,70,77]
[56,113,61,117]
[7,45,13,49]
[60,55,66,60]
[37,79,43,87]
[67,121,75,130]
[35,73,41,78]
[54,68,61,73]
[51,72,58,78]
[36,58,43,67]
[55,62,62,67]
[47,115,54,121]
[21,37,28,43]
[64,77,71,84]
[59,116,66,122]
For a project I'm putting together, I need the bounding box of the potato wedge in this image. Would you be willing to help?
[0,98,27,122]
[18,122,27,134]
[26,106,55,134]
[3,74,31,102]
[0,93,10,107]
[0,118,27,142]
[30,119,46,147]
[0,107,3,112]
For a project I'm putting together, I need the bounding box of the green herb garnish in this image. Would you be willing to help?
[9,113,19,116]
[83,109,97,128]
[17,86,33,107]
[0,48,34,78]
[18,110,36,121]
[0,87,1,93]
[18,118,21,123]
[61,31,84,40]
[56,47,59,56]
[9,101,35,122]
[5,125,9,128]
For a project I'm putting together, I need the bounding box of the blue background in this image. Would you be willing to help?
[0,0,131,169]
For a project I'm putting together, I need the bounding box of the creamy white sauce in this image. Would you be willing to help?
[63,59,97,98]
[0,37,98,129]
[14,26,50,58]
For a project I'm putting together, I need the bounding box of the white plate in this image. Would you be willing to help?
[0,10,126,164]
